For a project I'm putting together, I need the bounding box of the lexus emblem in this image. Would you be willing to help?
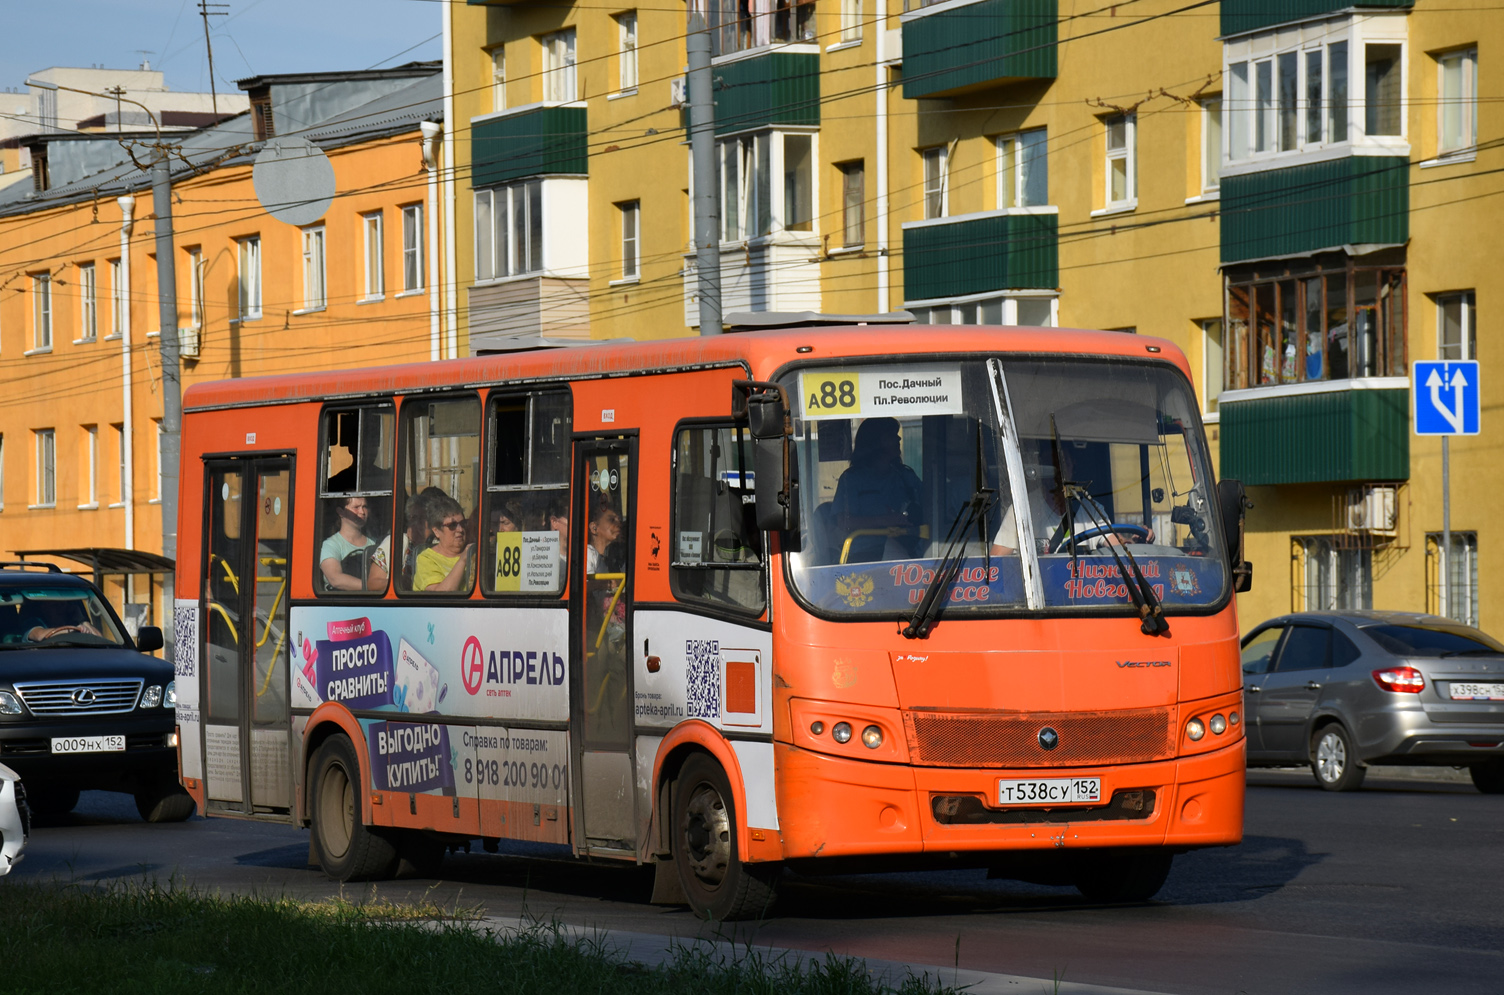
[1038,726,1060,751]
[72,688,97,707]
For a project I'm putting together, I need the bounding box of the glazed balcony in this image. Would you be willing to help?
[471,103,587,187]
[901,209,1057,302]
[1219,380,1409,485]
[900,0,1056,100]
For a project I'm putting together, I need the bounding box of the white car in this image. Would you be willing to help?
[0,761,28,875]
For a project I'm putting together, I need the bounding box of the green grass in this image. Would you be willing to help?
[0,881,962,995]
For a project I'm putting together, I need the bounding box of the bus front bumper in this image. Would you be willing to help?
[772,739,1244,860]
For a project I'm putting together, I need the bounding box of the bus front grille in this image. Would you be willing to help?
[903,707,1175,768]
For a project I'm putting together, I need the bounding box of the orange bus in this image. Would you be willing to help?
[171,322,1251,918]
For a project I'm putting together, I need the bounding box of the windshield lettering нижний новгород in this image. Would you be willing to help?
[785,358,1228,618]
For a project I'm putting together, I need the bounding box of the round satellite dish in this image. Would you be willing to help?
[253,137,335,227]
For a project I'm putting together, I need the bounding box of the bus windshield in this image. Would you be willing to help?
[785,357,1228,617]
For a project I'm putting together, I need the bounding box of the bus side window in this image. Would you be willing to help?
[670,423,766,614]
[316,404,395,595]
[483,389,572,596]
[395,395,482,595]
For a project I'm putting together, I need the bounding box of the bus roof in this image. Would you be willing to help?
[182,325,1190,411]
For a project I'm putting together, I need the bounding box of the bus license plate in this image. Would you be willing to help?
[51,735,126,754]
[1451,682,1504,700]
[998,777,1101,806]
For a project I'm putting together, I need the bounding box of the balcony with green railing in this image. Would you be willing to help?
[1220,156,1408,265]
[902,209,1057,302]
[471,104,587,187]
[900,0,1056,100]
[1221,0,1412,38]
[1219,381,1409,485]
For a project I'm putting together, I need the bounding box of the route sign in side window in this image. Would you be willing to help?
[1242,626,1282,675]
[1275,625,1331,672]
[483,390,572,596]
[316,404,395,595]
[671,423,766,614]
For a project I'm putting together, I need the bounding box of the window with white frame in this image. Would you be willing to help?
[108,258,123,336]
[907,294,1056,327]
[1427,531,1479,626]
[617,13,638,92]
[1365,43,1402,137]
[238,236,262,319]
[1438,47,1477,155]
[1228,37,1351,162]
[839,160,864,247]
[1104,113,1136,208]
[474,181,543,281]
[363,212,384,299]
[81,424,97,508]
[619,200,640,279]
[1201,98,1222,194]
[34,428,55,507]
[1200,318,1223,416]
[78,262,97,341]
[1437,291,1476,361]
[112,423,125,505]
[301,227,326,309]
[185,247,204,328]
[32,273,52,350]
[491,47,506,112]
[1298,536,1371,610]
[840,0,862,42]
[542,29,577,102]
[715,131,815,240]
[996,128,1047,208]
[703,0,816,57]
[402,205,424,291]
[921,146,948,219]
[152,419,163,501]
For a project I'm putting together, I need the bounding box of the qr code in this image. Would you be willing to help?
[685,639,720,719]
[173,601,198,679]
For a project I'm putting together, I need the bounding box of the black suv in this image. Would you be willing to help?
[0,564,193,821]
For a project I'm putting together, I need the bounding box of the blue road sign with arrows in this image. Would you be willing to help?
[1413,360,1480,436]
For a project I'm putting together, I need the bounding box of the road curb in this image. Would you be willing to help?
[1249,764,1475,785]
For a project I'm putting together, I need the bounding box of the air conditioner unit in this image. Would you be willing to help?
[1346,485,1397,534]
[179,325,201,359]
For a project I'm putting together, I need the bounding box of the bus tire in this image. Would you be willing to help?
[134,778,196,823]
[672,753,778,921]
[310,735,397,881]
[1073,848,1174,903]
[395,831,447,878]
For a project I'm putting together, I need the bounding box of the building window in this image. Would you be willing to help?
[1437,292,1476,361]
[1104,113,1136,209]
[1426,531,1479,626]
[108,258,124,336]
[153,419,163,501]
[1200,319,1224,416]
[1365,43,1403,137]
[112,423,125,505]
[238,236,262,319]
[81,424,98,508]
[77,262,98,342]
[707,0,816,57]
[839,160,865,247]
[474,181,543,281]
[616,12,638,92]
[1438,47,1478,155]
[0,434,5,511]
[301,227,326,309]
[996,128,1047,208]
[619,200,640,279]
[715,131,816,240]
[491,47,506,112]
[783,133,813,231]
[363,212,384,299]
[542,29,577,103]
[1297,536,1371,611]
[1201,98,1221,194]
[1228,38,1349,162]
[921,146,948,219]
[402,205,424,292]
[1224,254,1407,389]
[34,429,55,507]
[840,0,862,42]
[185,247,204,328]
[32,273,52,351]
[907,294,1056,327]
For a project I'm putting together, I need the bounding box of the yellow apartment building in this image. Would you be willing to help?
[0,64,452,625]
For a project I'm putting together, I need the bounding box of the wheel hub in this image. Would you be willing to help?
[1316,731,1347,783]
[682,782,731,887]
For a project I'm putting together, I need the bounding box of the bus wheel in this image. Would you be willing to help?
[134,777,196,823]
[310,735,397,881]
[1073,848,1174,903]
[396,831,447,878]
[672,753,778,921]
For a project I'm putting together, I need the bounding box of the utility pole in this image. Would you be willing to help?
[686,8,721,335]
[106,85,126,132]
[198,1,230,116]
[152,153,183,628]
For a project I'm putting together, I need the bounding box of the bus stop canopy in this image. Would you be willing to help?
[9,548,174,583]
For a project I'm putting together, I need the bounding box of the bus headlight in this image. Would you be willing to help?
[809,721,825,735]
[1209,713,1227,735]
[832,722,852,744]
[1186,718,1206,742]
[1229,710,1241,726]
[141,685,163,709]
[861,725,883,749]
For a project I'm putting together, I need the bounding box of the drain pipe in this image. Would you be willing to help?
[421,120,443,362]
[117,195,136,554]
[875,14,890,314]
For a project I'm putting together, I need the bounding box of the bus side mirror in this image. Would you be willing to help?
[1217,478,1254,593]
[734,380,800,533]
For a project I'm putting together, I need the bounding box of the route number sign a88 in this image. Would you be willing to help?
[802,372,862,416]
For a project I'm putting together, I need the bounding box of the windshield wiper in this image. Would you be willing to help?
[902,486,994,639]
[1068,483,1170,637]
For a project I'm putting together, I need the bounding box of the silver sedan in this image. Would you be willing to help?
[1241,611,1504,792]
[0,761,27,875]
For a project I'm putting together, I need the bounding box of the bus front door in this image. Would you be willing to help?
[200,458,295,819]
[571,436,638,852]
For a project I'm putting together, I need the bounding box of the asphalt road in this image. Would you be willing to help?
[7,768,1502,995]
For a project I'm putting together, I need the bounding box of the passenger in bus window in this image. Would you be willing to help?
[413,495,475,592]
[320,497,390,591]
[401,485,449,580]
[546,497,570,571]
[832,417,922,562]
[586,499,624,575]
